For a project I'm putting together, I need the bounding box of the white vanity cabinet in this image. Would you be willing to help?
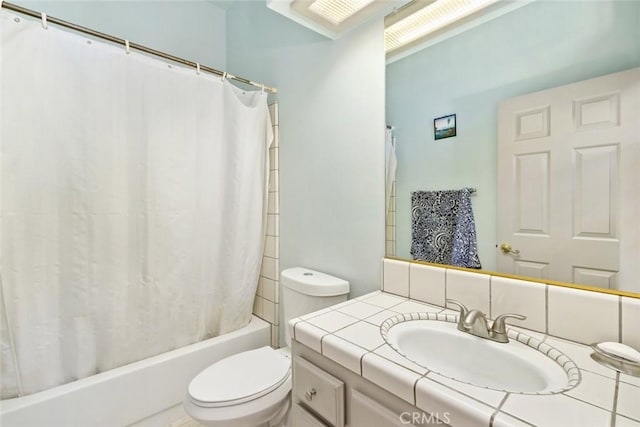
[292,341,442,427]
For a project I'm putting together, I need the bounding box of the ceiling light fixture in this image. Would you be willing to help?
[385,0,499,52]
[283,0,403,37]
[308,0,378,25]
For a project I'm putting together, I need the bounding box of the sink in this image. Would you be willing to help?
[381,313,580,394]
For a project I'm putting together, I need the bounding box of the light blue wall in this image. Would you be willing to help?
[226,2,386,302]
[387,0,640,270]
[10,1,226,68]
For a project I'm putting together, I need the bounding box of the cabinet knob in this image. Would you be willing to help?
[305,388,317,401]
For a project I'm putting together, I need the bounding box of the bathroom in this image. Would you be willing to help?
[0,0,638,426]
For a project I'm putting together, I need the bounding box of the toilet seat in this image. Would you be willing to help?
[184,375,291,427]
[188,346,291,408]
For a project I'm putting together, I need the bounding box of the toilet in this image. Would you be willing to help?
[184,268,349,427]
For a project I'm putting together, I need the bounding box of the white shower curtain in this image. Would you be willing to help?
[0,11,272,398]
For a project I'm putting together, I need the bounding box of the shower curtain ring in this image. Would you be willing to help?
[196,63,201,75]
[41,12,48,30]
[221,71,227,82]
[261,84,265,93]
[124,40,130,55]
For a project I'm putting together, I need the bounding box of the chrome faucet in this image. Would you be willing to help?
[446,299,526,343]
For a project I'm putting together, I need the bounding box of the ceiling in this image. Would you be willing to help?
[209,0,530,61]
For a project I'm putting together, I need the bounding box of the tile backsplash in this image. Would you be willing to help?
[445,269,490,315]
[621,297,640,349]
[252,102,280,347]
[491,276,546,333]
[382,258,410,297]
[382,258,639,347]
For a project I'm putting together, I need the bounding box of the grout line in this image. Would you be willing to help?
[540,332,548,344]
[305,318,358,335]
[333,308,368,321]
[379,289,411,299]
[443,269,448,306]
[408,263,412,298]
[618,296,622,343]
[611,371,620,427]
[337,303,386,319]
[371,342,387,352]
[618,375,640,388]
[317,323,381,352]
[496,393,510,411]
[563,391,618,413]
[489,393,510,427]
[488,275,493,318]
[577,366,617,382]
[545,284,549,335]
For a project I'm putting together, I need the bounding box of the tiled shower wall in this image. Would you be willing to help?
[253,102,280,348]
[385,181,396,256]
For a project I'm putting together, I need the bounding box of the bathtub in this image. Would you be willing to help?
[0,316,271,427]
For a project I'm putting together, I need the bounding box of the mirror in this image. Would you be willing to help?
[385,0,640,295]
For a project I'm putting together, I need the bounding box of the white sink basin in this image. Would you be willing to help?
[381,314,579,394]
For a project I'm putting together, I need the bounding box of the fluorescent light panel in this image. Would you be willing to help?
[385,0,498,51]
[309,0,378,25]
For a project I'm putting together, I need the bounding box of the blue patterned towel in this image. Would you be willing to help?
[411,189,481,269]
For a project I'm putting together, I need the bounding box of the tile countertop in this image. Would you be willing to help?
[289,291,640,427]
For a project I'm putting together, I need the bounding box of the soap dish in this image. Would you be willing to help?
[590,342,640,377]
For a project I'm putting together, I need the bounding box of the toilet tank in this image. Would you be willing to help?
[282,267,349,346]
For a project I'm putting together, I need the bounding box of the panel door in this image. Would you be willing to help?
[497,68,639,289]
[350,389,422,427]
[292,403,330,427]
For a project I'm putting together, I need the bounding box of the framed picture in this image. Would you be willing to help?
[434,114,456,140]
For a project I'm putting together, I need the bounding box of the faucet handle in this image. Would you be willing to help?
[445,299,469,325]
[491,313,527,334]
[446,299,468,314]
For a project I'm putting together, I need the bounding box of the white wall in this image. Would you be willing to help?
[226,2,386,303]
[9,1,227,69]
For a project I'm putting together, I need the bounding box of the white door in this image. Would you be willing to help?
[497,68,639,290]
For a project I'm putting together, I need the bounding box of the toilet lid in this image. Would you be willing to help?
[188,346,291,408]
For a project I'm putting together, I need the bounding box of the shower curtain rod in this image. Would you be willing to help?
[1,1,278,94]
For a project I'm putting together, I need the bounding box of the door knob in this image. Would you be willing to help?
[500,243,520,255]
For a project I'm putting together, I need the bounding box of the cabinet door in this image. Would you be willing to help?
[293,403,330,427]
[350,389,421,427]
[294,357,345,427]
